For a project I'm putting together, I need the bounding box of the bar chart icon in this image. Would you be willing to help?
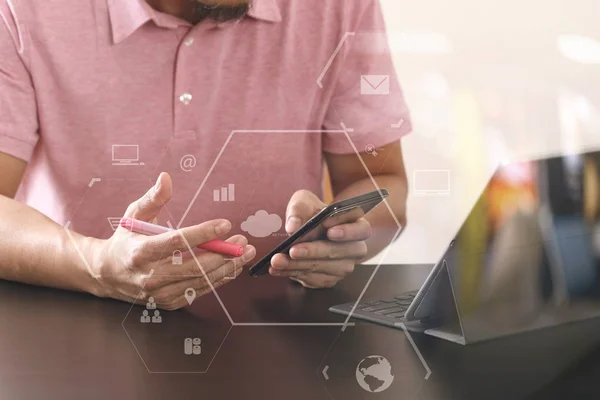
[213,184,235,202]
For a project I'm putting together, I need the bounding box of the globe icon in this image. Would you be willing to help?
[355,355,394,393]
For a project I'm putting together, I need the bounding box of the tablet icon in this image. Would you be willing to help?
[224,260,237,280]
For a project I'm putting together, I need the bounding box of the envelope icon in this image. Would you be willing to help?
[361,75,390,95]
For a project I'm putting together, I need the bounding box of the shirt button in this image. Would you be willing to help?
[184,38,195,47]
[179,93,192,105]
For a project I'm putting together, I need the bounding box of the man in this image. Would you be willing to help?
[0,0,411,310]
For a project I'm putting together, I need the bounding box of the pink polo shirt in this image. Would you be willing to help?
[0,0,411,256]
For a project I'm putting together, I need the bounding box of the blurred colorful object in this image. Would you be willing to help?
[487,162,538,230]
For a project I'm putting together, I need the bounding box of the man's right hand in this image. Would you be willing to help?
[84,173,256,310]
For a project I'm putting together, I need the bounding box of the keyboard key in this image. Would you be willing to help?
[363,304,401,312]
[357,302,384,310]
[380,298,398,303]
[375,306,407,315]
[386,312,406,319]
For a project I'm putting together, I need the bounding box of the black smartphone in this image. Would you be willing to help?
[248,189,390,277]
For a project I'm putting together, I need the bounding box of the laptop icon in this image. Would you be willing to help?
[331,150,600,344]
[112,145,144,166]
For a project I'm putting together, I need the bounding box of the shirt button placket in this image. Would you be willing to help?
[174,31,197,137]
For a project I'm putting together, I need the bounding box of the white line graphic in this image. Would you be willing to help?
[395,322,432,380]
[317,32,355,89]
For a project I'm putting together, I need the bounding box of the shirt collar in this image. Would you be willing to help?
[108,0,282,44]
[247,0,282,23]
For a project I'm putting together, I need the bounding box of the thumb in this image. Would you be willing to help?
[285,190,323,234]
[123,172,173,222]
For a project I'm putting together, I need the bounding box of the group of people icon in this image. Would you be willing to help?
[140,297,162,324]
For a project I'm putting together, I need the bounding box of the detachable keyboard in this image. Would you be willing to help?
[329,290,419,328]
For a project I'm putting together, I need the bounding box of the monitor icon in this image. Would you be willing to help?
[112,145,144,166]
[413,169,451,196]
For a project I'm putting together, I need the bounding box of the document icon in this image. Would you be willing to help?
[361,75,390,95]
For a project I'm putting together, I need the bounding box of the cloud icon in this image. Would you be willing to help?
[241,210,283,238]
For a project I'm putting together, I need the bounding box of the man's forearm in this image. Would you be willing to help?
[0,195,99,293]
[332,174,408,261]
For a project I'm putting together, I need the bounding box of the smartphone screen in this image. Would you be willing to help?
[248,189,389,277]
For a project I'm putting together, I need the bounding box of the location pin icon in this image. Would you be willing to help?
[184,288,196,305]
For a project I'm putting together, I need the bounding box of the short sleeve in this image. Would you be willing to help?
[0,4,38,162]
[323,0,412,154]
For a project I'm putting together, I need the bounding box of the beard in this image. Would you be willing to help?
[190,0,251,23]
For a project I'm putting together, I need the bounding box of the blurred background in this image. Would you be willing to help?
[365,0,600,265]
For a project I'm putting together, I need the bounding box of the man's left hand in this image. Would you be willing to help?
[269,190,371,288]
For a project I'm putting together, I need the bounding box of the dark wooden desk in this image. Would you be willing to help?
[1,264,600,400]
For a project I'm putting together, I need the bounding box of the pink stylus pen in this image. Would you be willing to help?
[119,217,244,258]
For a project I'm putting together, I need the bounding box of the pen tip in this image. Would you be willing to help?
[120,217,132,231]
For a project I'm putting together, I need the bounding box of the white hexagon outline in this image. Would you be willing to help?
[313,128,431,399]
[120,268,235,374]
[174,126,401,325]
[62,176,158,280]
[317,31,355,89]
[316,29,432,392]
[316,324,430,399]
[116,124,410,374]
[65,27,419,373]
[61,178,237,373]
[64,130,414,374]
[65,128,431,376]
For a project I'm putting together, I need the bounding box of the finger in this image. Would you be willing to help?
[326,218,372,242]
[151,235,250,278]
[290,274,341,289]
[144,238,255,292]
[159,273,239,310]
[285,190,324,234]
[321,207,367,229]
[175,236,255,280]
[288,240,368,260]
[141,219,233,256]
[202,244,255,282]
[270,254,354,277]
[154,256,247,306]
[123,173,173,222]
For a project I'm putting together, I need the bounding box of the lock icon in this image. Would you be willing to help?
[172,250,183,265]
